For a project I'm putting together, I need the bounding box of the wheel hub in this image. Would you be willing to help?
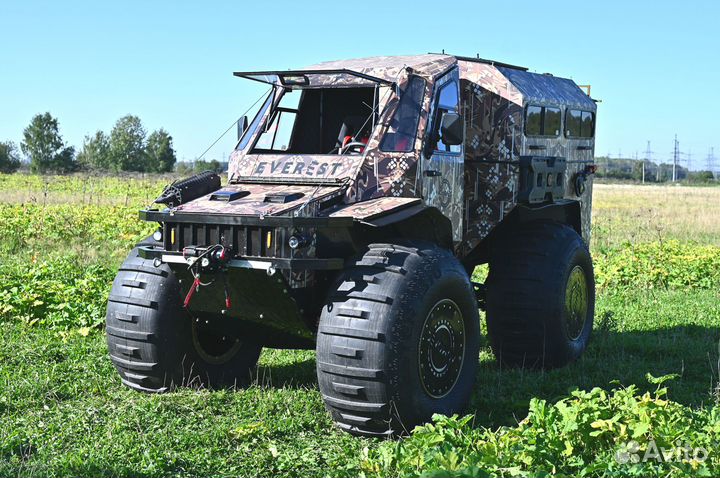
[418,299,465,398]
[191,317,243,365]
[565,265,589,340]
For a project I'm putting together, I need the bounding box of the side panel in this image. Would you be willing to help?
[461,79,523,256]
[353,76,435,202]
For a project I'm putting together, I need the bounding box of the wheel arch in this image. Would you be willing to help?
[357,205,453,250]
[461,199,583,270]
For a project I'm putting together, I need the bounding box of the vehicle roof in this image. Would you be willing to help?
[304,54,456,82]
[235,54,595,109]
[306,54,594,110]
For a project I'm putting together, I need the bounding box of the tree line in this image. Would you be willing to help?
[0,113,176,174]
[595,156,717,183]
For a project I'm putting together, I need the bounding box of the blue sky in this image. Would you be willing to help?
[1,0,718,169]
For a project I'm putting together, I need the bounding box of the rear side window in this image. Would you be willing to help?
[380,76,426,152]
[525,106,542,135]
[566,109,582,138]
[581,111,595,137]
[566,109,595,138]
[525,105,560,137]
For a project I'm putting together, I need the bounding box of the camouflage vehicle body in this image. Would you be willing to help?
[141,54,596,346]
[111,54,597,435]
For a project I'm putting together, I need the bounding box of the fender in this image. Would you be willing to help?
[513,199,582,236]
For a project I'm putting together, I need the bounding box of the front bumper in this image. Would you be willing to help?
[137,246,344,271]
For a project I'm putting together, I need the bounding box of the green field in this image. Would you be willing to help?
[1,174,719,477]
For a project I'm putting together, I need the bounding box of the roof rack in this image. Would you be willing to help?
[430,53,528,72]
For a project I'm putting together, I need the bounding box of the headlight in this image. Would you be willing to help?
[288,235,308,249]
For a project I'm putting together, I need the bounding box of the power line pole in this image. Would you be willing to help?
[708,147,717,179]
[644,140,653,183]
[633,151,643,183]
[672,134,680,182]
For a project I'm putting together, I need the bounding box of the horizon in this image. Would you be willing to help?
[1,0,719,170]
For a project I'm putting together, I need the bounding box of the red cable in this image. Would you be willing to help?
[183,277,200,308]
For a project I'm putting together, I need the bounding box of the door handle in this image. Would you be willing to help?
[424,170,442,177]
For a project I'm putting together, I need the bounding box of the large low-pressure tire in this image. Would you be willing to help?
[105,240,262,392]
[316,242,480,437]
[485,221,595,369]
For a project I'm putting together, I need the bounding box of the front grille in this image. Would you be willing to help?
[163,222,287,258]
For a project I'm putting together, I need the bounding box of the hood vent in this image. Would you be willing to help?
[209,189,250,202]
[264,192,305,204]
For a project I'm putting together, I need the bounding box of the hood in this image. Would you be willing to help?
[172,182,345,217]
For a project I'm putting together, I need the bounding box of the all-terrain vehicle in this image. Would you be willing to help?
[106,54,598,436]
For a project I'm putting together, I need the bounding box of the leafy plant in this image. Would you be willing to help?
[0,255,115,330]
[363,377,720,477]
[595,240,720,290]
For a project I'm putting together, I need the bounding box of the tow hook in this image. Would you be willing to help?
[182,244,231,309]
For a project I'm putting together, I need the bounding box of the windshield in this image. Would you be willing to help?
[379,76,426,153]
[236,90,273,151]
[239,86,379,155]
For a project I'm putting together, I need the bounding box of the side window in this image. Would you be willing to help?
[253,90,300,152]
[525,105,560,137]
[525,106,542,135]
[433,80,461,154]
[380,76,425,152]
[565,109,595,138]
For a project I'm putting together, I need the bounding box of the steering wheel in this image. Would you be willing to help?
[341,141,366,155]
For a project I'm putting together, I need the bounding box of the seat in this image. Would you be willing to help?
[335,115,367,148]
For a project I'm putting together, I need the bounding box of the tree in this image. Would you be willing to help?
[176,159,222,175]
[0,141,21,173]
[109,115,146,171]
[21,113,76,173]
[145,129,176,173]
[77,131,111,170]
[195,159,222,172]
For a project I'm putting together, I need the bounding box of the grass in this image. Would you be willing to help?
[0,172,173,206]
[3,288,718,477]
[592,183,720,250]
[1,174,719,476]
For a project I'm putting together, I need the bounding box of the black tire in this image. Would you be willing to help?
[106,242,262,392]
[316,242,480,437]
[485,221,595,369]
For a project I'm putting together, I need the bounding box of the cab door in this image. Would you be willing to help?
[422,68,464,242]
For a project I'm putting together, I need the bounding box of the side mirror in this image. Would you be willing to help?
[237,115,249,140]
[440,112,463,146]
